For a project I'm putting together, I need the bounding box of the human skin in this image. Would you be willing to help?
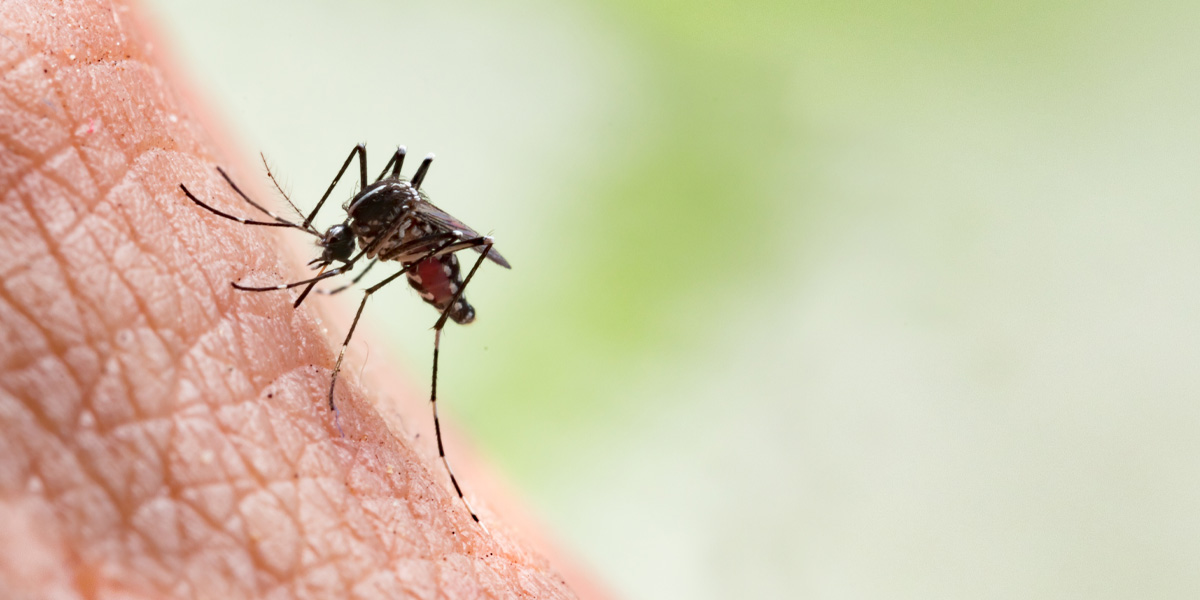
[0,1,590,598]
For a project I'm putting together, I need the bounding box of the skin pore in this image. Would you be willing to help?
[0,1,593,597]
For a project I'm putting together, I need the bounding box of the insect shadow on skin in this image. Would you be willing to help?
[179,144,511,525]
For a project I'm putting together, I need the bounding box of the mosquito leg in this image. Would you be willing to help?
[390,146,407,178]
[303,143,368,230]
[428,241,494,524]
[433,241,492,331]
[318,258,379,295]
[231,265,351,292]
[293,261,359,307]
[428,327,486,526]
[375,146,407,182]
[290,225,411,308]
[180,184,304,229]
[324,240,460,433]
[411,154,434,190]
[272,216,467,309]
[321,226,489,297]
[296,157,435,304]
[290,223,452,308]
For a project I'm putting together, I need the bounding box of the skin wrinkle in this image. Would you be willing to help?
[3,188,75,329]
[78,288,148,438]
[0,290,81,401]
[82,174,188,349]
[4,62,190,532]
[3,102,151,424]
[168,413,270,593]
[164,202,227,322]
[13,158,81,240]
[159,447,236,551]
[11,59,204,596]
[223,429,305,565]
[0,60,60,152]
[46,144,101,200]
[0,195,41,281]
[0,273,55,373]
[7,357,129,527]
[34,131,100,202]
[13,406,128,581]
[0,58,70,157]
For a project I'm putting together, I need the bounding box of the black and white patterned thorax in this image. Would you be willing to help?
[346,180,422,260]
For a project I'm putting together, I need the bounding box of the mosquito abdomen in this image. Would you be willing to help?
[407,254,475,324]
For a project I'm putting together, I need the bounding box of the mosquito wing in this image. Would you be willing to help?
[411,200,511,269]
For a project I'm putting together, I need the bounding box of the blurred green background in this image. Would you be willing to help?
[149,1,1200,598]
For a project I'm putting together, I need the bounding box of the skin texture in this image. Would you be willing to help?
[0,1,589,598]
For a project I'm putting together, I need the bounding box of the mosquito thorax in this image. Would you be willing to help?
[319,223,355,263]
[348,180,418,229]
[347,179,422,259]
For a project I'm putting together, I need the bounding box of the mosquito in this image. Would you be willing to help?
[179,144,510,523]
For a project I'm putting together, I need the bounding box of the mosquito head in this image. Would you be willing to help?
[315,223,355,265]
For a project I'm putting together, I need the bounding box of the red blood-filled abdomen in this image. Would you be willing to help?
[415,256,453,302]
[406,255,476,324]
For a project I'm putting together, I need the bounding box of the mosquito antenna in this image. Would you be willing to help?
[260,152,307,222]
